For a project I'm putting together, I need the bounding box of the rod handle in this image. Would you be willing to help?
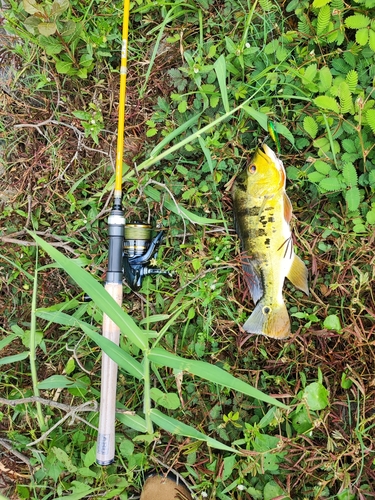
[96,282,122,465]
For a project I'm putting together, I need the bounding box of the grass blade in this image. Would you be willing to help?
[30,232,147,350]
[117,412,148,433]
[242,105,268,131]
[214,54,230,113]
[149,347,288,409]
[136,95,254,172]
[150,409,237,453]
[0,333,18,351]
[149,113,201,158]
[0,352,29,365]
[36,310,144,380]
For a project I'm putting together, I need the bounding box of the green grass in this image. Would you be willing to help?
[1,0,375,498]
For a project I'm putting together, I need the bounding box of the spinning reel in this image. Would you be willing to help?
[123,222,171,291]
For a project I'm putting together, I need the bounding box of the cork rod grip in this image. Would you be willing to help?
[96,282,123,465]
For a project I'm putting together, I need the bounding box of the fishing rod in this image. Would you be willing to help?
[96,0,170,466]
[96,0,130,466]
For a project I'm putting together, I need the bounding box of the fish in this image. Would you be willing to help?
[232,144,309,339]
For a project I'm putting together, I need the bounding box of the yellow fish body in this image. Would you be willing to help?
[232,144,309,339]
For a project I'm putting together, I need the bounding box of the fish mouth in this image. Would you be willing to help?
[262,144,283,172]
[259,143,286,188]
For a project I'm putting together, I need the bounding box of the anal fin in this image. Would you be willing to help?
[287,254,309,295]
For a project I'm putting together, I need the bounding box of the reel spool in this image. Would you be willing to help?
[123,222,170,291]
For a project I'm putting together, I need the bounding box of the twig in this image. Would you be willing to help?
[0,439,32,470]
[14,118,110,157]
[25,400,98,446]
[0,396,97,413]
[65,337,92,375]
[0,398,98,452]
[14,118,111,185]
[0,236,78,256]
[0,229,81,255]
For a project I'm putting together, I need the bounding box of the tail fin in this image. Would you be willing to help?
[243,299,291,339]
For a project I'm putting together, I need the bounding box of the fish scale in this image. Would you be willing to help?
[233,144,309,339]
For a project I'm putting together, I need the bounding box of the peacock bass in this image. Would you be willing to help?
[232,144,309,339]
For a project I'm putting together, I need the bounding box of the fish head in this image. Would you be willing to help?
[238,144,286,197]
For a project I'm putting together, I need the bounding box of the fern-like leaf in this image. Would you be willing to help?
[356,28,369,46]
[345,14,370,29]
[369,29,375,52]
[338,81,352,114]
[319,66,332,92]
[259,0,274,11]
[331,0,344,9]
[313,0,331,6]
[298,17,312,35]
[314,160,332,174]
[317,5,331,35]
[366,109,375,134]
[342,162,358,186]
[326,23,340,43]
[343,51,356,68]
[366,209,375,225]
[346,70,358,92]
[341,139,357,153]
[314,95,340,113]
[303,116,319,138]
[347,41,362,55]
[345,186,360,212]
[264,39,279,54]
[331,58,351,74]
[319,176,342,192]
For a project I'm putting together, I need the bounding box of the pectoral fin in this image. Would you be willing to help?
[287,254,309,295]
[242,258,263,304]
[284,192,293,224]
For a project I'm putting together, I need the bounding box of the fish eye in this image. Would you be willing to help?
[249,164,257,174]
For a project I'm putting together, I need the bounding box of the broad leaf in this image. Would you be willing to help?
[302,382,329,410]
[23,0,42,15]
[37,22,57,36]
[38,374,88,390]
